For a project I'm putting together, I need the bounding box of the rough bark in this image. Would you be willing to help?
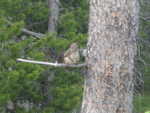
[81,0,139,113]
[48,0,59,33]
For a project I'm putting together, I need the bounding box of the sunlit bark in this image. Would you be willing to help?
[81,0,139,113]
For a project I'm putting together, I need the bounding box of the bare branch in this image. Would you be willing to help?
[5,19,45,38]
[21,28,45,38]
[17,58,86,68]
[140,16,150,21]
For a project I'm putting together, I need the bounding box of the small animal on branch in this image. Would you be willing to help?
[63,43,80,64]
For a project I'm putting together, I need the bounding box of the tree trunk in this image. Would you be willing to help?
[45,0,60,106]
[81,0,139,113]
[48,0,59,33]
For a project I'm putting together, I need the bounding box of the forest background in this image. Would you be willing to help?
[0,0,149,113]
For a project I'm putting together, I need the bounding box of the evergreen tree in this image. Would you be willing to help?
[0,0,88,113]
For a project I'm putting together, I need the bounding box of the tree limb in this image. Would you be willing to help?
[21,28,45,38]
[140,16,150,21]
[17,58,86,68]
[5,19,45,38]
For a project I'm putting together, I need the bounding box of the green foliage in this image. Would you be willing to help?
[145,111,150,113]
[52,69,83,112]
[134,93,150,113]
[59,0,89,36]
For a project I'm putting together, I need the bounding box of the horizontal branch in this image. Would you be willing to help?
[17,58,86,68]
[140,16,150,21]
[21,28,45,38]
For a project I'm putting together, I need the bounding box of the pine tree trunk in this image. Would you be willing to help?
[46,0,60,105]
[81,0,139,113]
[48,0,59,33]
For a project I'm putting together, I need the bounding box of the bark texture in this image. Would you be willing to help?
[48,0,59,33]
[81,0,139,113]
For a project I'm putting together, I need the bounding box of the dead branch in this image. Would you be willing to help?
[5,19,45,38]
[140,16,150,21]
[21,28,45,38]
[17,58,86,68]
